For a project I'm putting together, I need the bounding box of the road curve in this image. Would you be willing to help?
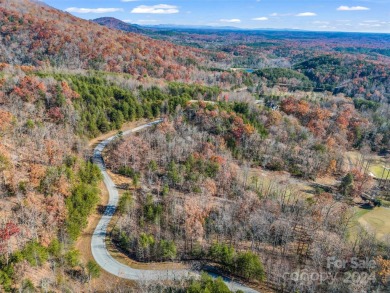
[91,120,259,292]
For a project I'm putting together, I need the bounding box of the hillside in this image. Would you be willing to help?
[0,0,389,292]
[0,67,228,291]
[93,17,145,34]
[0,0,209,81]
[294,54,390,98]
[0,65,101,291]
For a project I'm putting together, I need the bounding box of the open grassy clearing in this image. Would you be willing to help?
[345,151,390,242]
[349,207,370,240]
[350,206,390,242]
[370,164,389,179]
[241,167,316,199]
[345,151,390,178]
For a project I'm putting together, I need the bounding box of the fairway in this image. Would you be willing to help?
[370,164,389,178]
[345,151,389,178]
[353,207,390,242]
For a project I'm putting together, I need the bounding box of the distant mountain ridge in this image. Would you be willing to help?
[93,17,145,34]
[0,0,207,80]
[92,19,306,33]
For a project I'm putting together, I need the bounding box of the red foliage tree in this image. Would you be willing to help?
[0,222,20,258]
[48,107,64,121]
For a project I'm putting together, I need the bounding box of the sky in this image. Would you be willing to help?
[41,0,390,33]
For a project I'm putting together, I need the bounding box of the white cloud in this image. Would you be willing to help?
[359,23,381,27]
[252,17,268,21]
[65,7,123,13]
[337,6,370,11]
[121,0,138,2]
[295,12,317,17]
[313,21,329,24]
[131,4,179,14]
[270,12,292,17]
[219,19,241,23]
[318,25,336,29]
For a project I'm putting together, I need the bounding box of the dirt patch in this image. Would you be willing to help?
[106,170,133,190]
[315,176,339,186]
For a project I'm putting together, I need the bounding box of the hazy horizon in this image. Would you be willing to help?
[42,0,390,33]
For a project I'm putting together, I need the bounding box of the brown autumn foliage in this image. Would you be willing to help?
[280,96,368,148]
[376,256,390,284]
[0,1,387,291]
[0,68,82,250]
[106,116,386,292]
[350,168,375,198]
[0,0,209,81]
[0,109,13,131]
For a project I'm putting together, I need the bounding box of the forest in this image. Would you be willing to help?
[103,100,388,292]
[0,0,389,292]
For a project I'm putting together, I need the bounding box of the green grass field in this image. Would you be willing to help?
[369,164,389,178]
[345,151,389,179]
[350,207,390,242]
[243,168,315,199]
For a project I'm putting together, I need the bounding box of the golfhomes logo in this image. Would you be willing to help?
[283,257,377,285]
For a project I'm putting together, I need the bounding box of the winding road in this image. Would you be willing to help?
[91,120,259,292]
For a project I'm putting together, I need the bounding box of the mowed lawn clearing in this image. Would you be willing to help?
[345,151,389,178]
[351,207,390,242]
[241,167,316,198]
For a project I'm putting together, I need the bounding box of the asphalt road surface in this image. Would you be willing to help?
[91,120,259,292]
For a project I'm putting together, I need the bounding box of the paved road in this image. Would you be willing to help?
[91,120,259,292]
